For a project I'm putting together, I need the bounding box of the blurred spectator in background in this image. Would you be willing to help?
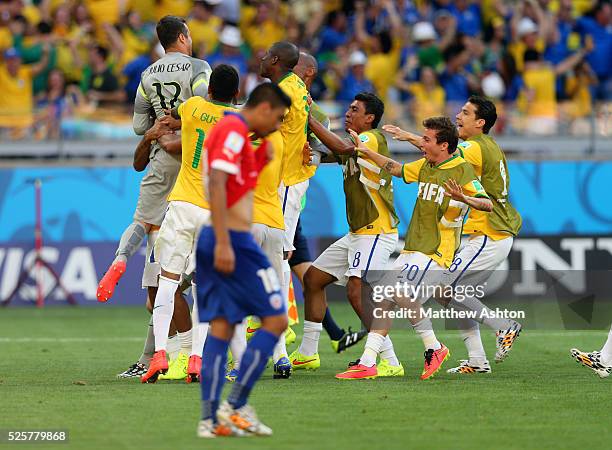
[84,45,125,106]
[412,16,457,72]
[439,43,479,115]
[519,40,592,134]
[35,68,83,139]
[11,16,57,95]
[154,0,192,22]
[509,0,550,72]
[188,0,222,58]
[317,10,349,62]
[449,0,482,38]
[574,0,612,102]
[213,0,240,24]
[241,0,286,53]
[0,0,609,141]
[498,52,524,104]
[207,25,248,79]
[397,65,446,126]
[122,41,162,103]
[336,50,375,104]
[243,49,268,97]
[482,16,507,71]
[83,0,124,42]
[413,21,442,70]
[355,0,402,103]
[0,46,50,139]
[564,60,599,133]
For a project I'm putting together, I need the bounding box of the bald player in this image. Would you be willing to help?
[256,42,311,366]
[291,52,368,353]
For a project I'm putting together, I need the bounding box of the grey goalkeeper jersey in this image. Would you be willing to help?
[130,52,211,226]
[133,51,211,135]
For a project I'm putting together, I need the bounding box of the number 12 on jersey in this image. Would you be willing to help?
[152,81,182,109]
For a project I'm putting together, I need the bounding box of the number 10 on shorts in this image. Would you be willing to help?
[257,268,280,293]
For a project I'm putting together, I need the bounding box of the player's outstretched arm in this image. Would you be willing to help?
[308,114,355,155]
[209,169,235,274]
[443,179,493,212]
[348,129,403,177]
[382,124,423,150]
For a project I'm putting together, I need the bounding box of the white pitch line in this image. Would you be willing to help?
[0,331,609,343]
[0,337,144,343]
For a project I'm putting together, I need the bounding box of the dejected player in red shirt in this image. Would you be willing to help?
[194,82,292,438]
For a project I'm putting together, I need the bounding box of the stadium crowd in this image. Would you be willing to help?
[0,0,610,140]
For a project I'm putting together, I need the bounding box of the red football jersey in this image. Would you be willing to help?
[205,112,268,208]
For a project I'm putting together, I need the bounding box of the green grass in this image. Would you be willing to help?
[1,305,611,450]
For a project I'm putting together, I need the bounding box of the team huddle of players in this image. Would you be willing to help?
[94,16,612,439]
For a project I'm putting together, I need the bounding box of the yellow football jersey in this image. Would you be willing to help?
[459,139,515,240]
[402,155,488,267]
[278,72,314,186]
[353,131,397,235]
[168,97,237,209]
[253,131,284,230]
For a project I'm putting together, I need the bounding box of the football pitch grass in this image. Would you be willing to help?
[2,304,611,450]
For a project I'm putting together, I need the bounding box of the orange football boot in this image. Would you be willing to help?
[421,343,450,380]
[141,350,168,383]
[97,261,126,302]
[186,355,202,383]
[335,360,378,380]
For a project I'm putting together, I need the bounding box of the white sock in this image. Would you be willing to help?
[282,259,291,312]
[152,275,179,351]
[379,335,400,366]
[230,319,247,371]
[413,318,441,350]
[273,332,288,363]
[298,320,322,356]
[138,316,155,365]
[360,332,386,367]
[167,334,180,360]
[600,324,612,365]
[457,318,487,364]
[178,329,192,354]
[450,296,512,331]
[273,260,291,363]
[190,285,209,357]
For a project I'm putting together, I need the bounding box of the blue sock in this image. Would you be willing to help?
[323,307,345,341]
[228,329,278,409]
[200,335,229,422]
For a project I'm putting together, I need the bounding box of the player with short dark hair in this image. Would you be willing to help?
[156,15,189,50]
[208,64,240,101]
[140,65,240,383]
[384,96,522,374]
[342,116,493,380]
[465,95,497,134]
[422,116,459,151]
[98,16,211,379]
[354,92,385,128]
[195,82,290,438]
[290,92,403,376]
